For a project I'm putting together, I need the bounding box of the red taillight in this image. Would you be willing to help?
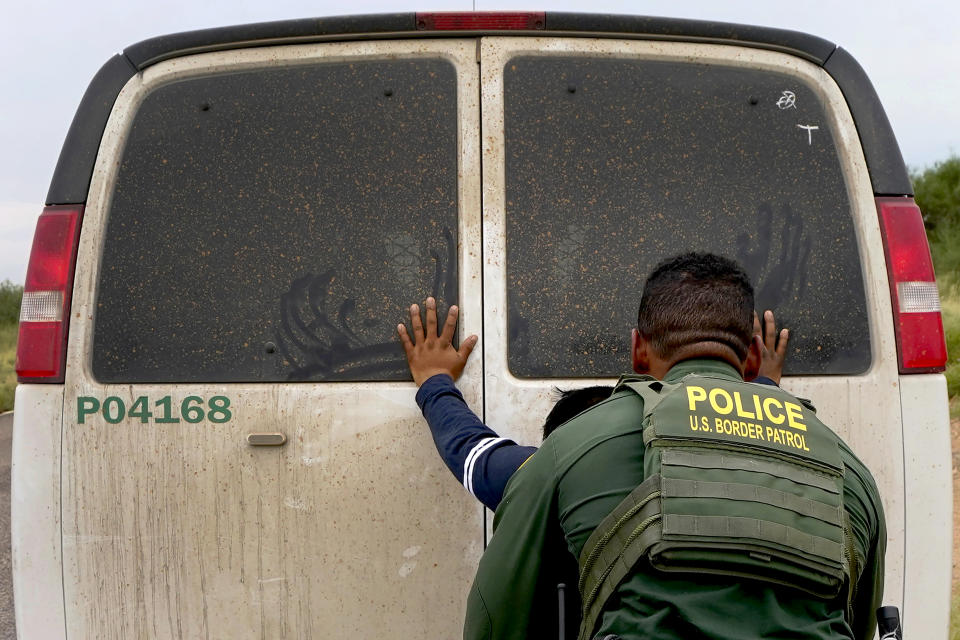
[416,12,545,31]
[16,205,83,383]
[876,197,947,373]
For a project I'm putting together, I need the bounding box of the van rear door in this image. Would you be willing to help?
[479,35,904,608]
[63,40,483,638]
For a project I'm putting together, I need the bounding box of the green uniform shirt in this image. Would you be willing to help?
[464,359,886,640]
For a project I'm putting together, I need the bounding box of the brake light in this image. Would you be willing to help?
[416,12,545,31]
[16,205,84,382]
[876,197,947,373]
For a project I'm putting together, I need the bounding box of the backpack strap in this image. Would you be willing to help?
[842,511,860,625]
[616,377,670,415]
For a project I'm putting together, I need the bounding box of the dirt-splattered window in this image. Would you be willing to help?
[93,59,458,382]
[504,56,869,377]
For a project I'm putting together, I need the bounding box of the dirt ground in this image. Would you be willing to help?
[953,417,960,593]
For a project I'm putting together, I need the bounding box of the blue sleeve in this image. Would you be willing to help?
[753,376,779,387]
[416,374,537,511]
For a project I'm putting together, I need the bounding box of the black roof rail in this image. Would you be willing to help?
[45,12,911,204]
[125,13,414,70]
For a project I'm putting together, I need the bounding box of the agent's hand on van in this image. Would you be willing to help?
[752,309,790,384]
[398,297,478,386]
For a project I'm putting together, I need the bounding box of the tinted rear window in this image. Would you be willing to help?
[93,58,458,382]
[504,56,869,377]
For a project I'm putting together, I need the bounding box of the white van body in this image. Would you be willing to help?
[12,14,952,639]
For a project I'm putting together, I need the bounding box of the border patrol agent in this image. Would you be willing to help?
[460,253,885,640]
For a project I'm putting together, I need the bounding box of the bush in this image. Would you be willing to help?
[914,156,960,275]
[0,281,21,326]
[0,323,15,413]
[0,281,20,412]
[914,156,960,230]
[930,220,960,278]
[940,275,960,402]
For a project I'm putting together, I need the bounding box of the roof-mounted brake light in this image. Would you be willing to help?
[416,12,545,31]
[876,197,947,373]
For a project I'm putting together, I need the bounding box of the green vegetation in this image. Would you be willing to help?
[941,275,960,406]
[0,280,20,413]
[915,156,960,275]
[913,157,960,411]
[0,323,15,413]
[953,591,960,640]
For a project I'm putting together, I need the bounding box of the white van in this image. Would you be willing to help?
[12,12,951,639]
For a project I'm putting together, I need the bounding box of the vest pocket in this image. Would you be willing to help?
[651,447,845,598]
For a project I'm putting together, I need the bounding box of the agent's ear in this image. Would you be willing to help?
[632,328,651,374]
[743,334,762,381]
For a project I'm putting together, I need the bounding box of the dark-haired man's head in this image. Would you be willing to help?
[542,386,614,440]
[632,252,759,379]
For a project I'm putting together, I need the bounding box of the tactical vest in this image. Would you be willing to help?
[576,374,856,640]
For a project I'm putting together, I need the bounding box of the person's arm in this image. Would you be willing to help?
[465,442,564,640]
[836,441,887,640]
[851,518,886,640]
[846,461,887,640]
[400,298,534,511]
[415,373,536,511]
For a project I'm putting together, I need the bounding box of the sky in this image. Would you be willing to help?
[1,0,957,283]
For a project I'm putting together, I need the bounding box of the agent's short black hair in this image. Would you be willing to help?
[637,252,754,361]
[542,386,614,440]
